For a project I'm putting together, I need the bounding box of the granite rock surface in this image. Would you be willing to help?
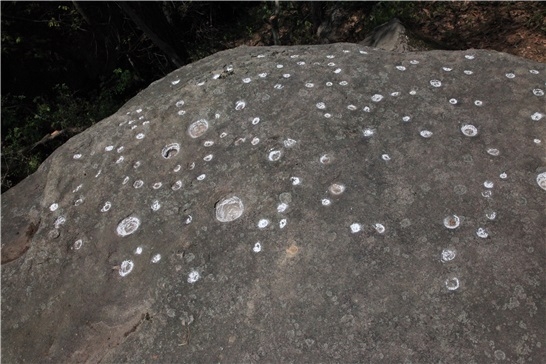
[2,43,545,363]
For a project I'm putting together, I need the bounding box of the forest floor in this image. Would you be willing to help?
[225,1,546,64]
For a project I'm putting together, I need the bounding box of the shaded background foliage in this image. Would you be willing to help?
[1,1,545,193]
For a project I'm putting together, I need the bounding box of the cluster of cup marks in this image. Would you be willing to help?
[47,48,545,289]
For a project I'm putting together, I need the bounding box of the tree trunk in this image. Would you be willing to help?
[117,1,184,68]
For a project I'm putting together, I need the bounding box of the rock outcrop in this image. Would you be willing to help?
[2,43,545,363]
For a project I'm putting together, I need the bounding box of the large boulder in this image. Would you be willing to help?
[2,43,545,363]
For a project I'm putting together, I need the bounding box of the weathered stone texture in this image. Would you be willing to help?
[2,43,545,363]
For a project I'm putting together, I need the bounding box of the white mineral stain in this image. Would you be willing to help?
[253,242,262,253]
[251,137,260,145]
[536,172,546,190]
[449,98,458,104]
[101,201,111,212]
[279,219,287,229]
[339,81,348,86]
[235,100,246,110]
[487,148,500,156]
[133,161,141,169]
[371,94,383,102]
[172,180,183,191]
[252,117,260,125]
[374,223,385,234]
[204,140,214,147]
[464,70,473,75]
[153,182,163,189]
[135,247,143,255]
[122,176,130,185]
[290,177,301,185]
[396,66,406,71]
[283,74,291,78]
[486,210,497,220]
[151,200,161,211]
[283,138,297,148]
[119,260,134,277]
[242,78,251,83]
[171,79,180,85]
[324,113,332,118]
[382,154,391,161]
[197,174,206,181]
[258,219,270,228]
[162,143,180,159]
[117,146,124,153]
[203,154,213,161]
[49,203,59,212]
[320,154,332,164]
[277,203,288,213]
[532,88,544,96]
[445,277,460,290]
[133,180,144,189]
[481,190,492,198]
[116,156,124,164]
[350,223,362,233]
[73,154,82,159]
[474,100,483,106]
[461,124,478,137]
[116,216,140,237]
[305,82,314,88]
[505,73,515,78]
[430,80,442,87]
[329,183,345,195]
[268,150,282,161]
[326,82,333,87]
[363,128,375,137]
[220,132,228,138]
[188,119,209,138]
[188,270,200,284]
[74,239,83,250]
[500,172,508,179]
[54,216,66,229]
[441,249,456,262]
[390,91,400,96]
[420,130,433,138]
[216,196,244,222]
[175,100,184,107]
[321,198,331,206]
[402,116,411,122]
[443,215,460,229]
[476,228,489,238]
[177,110,186,116]
[347,104,357,110]
[136,133,145,139]
[151,254,161,263]
[484,180,494,189]
[442,67,452,71]
[105,145,114,151]
[316,102,326,109]
[531,112,543,121]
